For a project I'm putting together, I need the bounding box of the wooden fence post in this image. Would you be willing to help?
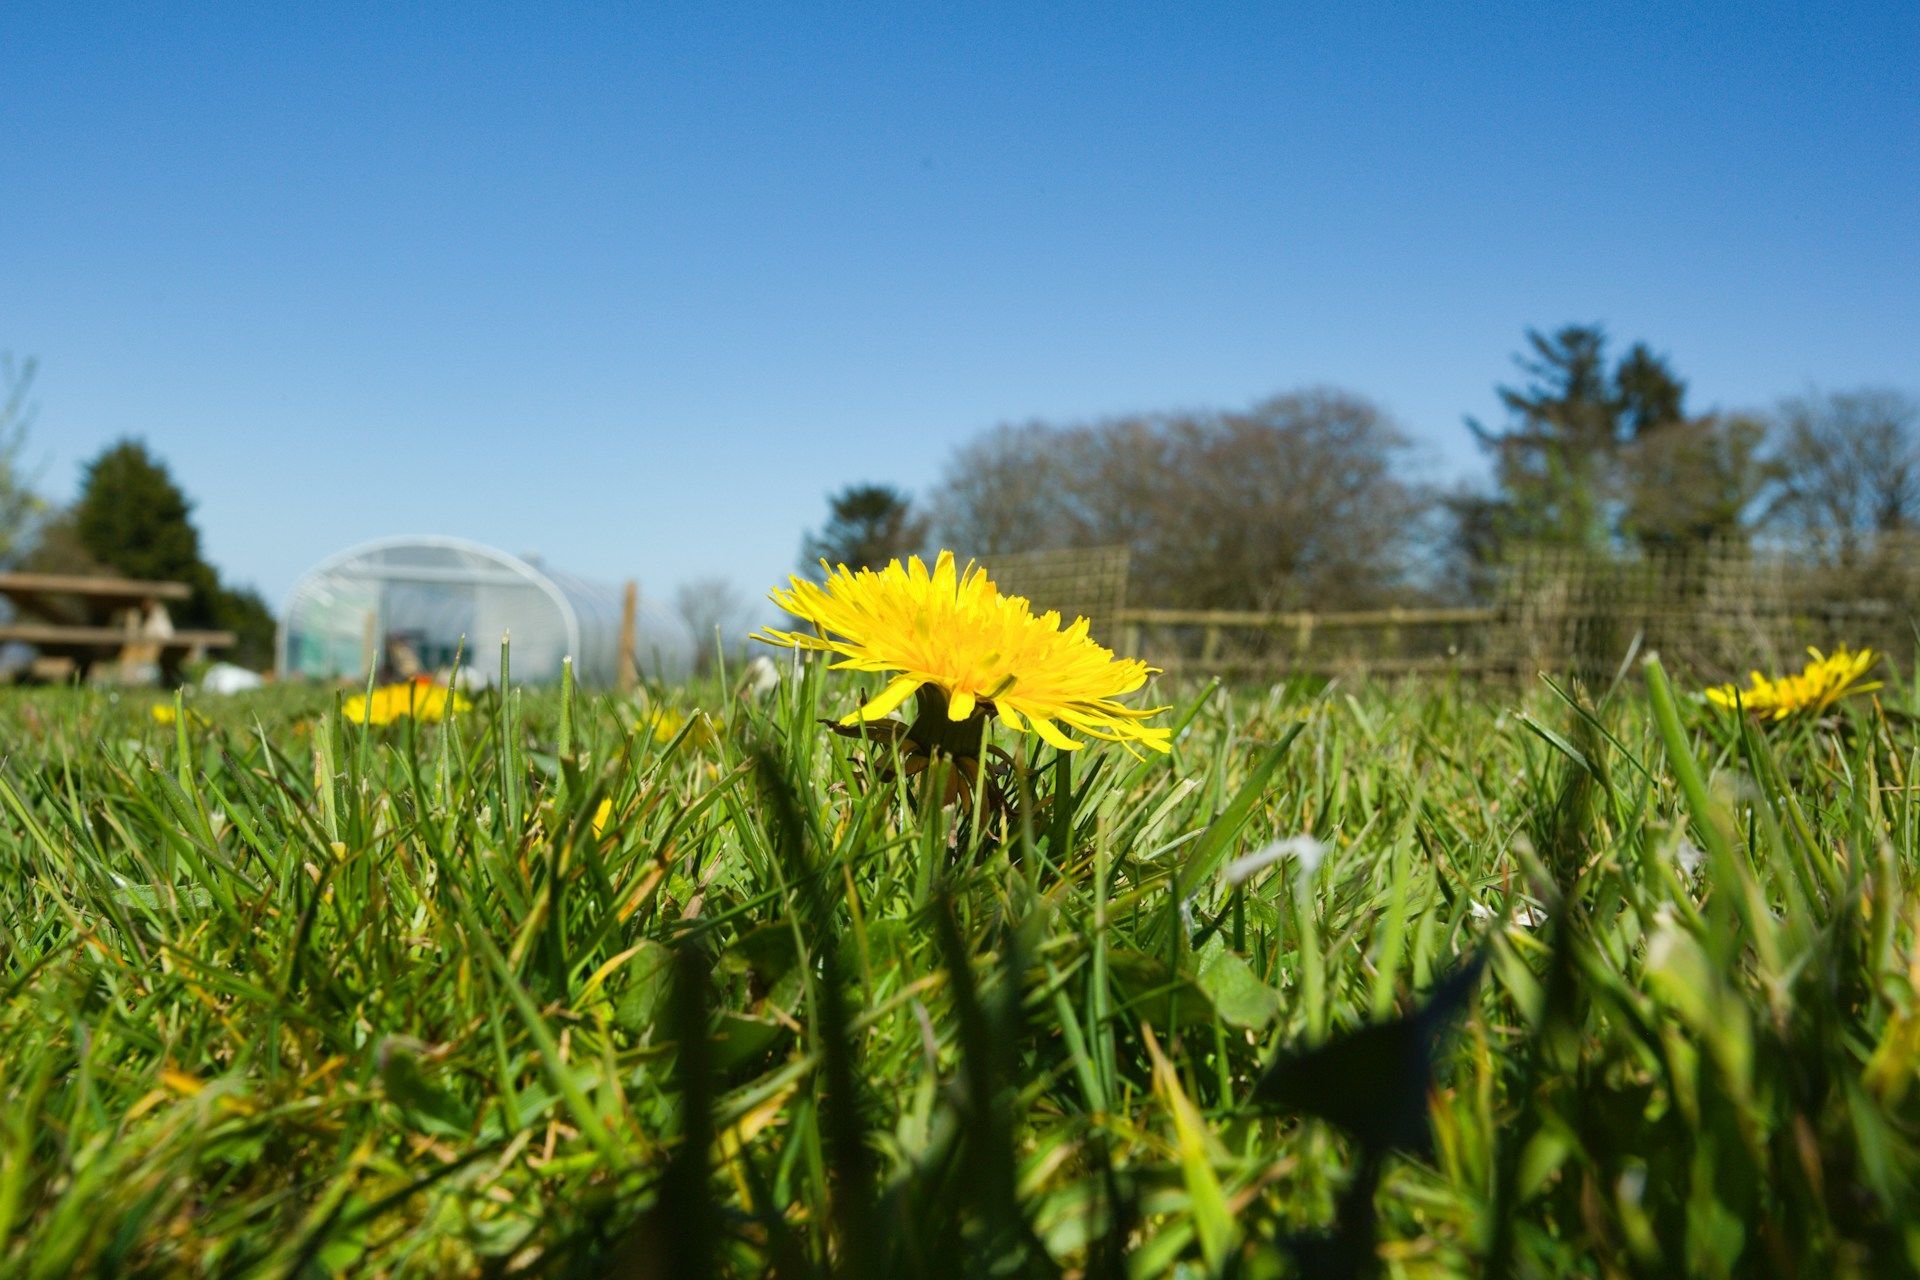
[618,580,639,692]
[1201,622,1222,666]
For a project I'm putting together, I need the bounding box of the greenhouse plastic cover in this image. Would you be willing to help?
[279,536,693,685]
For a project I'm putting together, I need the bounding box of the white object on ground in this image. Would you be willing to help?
[1221,834,1328,887]
[201,663,265,694]
[738,655,781,697]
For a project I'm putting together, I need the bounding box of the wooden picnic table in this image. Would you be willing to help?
[0,572,234,682]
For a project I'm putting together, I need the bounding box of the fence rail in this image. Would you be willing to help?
[1116,605,1499,673]
[993,538,1920,683]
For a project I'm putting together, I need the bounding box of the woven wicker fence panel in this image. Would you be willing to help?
[970,546,1131,641]
[1495,537,1920,682]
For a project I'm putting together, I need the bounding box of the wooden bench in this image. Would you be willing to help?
[0,572,235,683]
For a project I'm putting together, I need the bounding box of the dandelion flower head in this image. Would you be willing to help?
[1705,645,1881,720]
[757,551,1169,753]
[344,679,472,726]
[634,705,720,747]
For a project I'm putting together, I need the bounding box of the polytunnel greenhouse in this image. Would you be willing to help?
[278,536,694,685]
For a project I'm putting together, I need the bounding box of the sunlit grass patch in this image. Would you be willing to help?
[0,651,1915,1275]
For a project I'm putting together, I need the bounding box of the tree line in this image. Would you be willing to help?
[0,357,277,666]
[803,324,1920,612]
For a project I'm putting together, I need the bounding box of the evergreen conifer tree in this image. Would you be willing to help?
[801,484,929,572]
[73,440,209,591]
[72,439,276,666]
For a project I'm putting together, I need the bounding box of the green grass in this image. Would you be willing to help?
[2,654,1919,1277]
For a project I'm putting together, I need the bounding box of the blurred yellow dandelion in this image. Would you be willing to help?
[634,705,719,746]
[150,703,209,728]
[1705,646,1881,720]
[343,680,472,726]
[756,551,1169,754]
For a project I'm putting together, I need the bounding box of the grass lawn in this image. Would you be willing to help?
[2,656,1917,1277]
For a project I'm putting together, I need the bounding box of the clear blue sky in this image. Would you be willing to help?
[5,2,1915,609]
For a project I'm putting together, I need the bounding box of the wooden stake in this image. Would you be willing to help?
[618,580,639,692]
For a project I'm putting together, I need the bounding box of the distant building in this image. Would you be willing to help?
[278,535,693,684]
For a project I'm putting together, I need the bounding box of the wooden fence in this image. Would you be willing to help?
[1115,605,1500,677]
[983,539,1920,683]
[1491,540,1920,681]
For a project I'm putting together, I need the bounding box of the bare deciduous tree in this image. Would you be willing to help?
[927,423,1075,557]
[674,577,755,676]
[930,388,1426,610]
[1768,389,1920,560]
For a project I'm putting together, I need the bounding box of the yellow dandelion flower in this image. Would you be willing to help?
[343,680,472,726]
[756,551,1170,754]
[632,705,720,746]
[1705,646,1882,721]
[150,703,209,728]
